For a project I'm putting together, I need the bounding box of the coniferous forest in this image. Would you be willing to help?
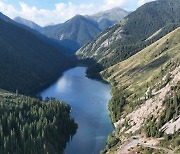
[0,18,75,95]
[0,0,179,153]
[0,93,77,154]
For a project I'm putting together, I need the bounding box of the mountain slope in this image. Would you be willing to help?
[40,8,129,52]
[102,27,180,154]
[0,12,13,23]
[0,13,74,94]
[4,14,73,54]
[41,15,101,51]
[104,27,180,107]
[77,0,180,68]
[89,7,129,23]
[14,17,42,31]
[87,7,129,30]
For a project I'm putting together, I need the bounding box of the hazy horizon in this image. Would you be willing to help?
[0,0,155,26]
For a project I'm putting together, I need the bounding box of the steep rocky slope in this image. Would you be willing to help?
[77,0,180,69]
[101,27,180,154]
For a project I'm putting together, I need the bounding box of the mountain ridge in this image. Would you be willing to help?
[40,14,101,51]
[77,0,180,69]
[86,7,130,30]
[14,16,43,31]
[0,12,74,94]
[13,7,129,52]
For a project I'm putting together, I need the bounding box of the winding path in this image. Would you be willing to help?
[117,137,174,154]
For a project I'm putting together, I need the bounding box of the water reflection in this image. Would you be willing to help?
[40,67,113,154]
[56,77,72,92]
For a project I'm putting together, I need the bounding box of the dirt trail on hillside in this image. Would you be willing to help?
[117,137,174,154]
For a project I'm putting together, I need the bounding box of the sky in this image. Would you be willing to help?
[0,0,154,26]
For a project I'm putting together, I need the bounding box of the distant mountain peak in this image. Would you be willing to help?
[14,16,42,31]
[87,7,130,23]
[77,0,180,68]
[73,14,84,18]
[34,8,129,52]
[86,7,129,30]
[101,7,129,13]
[71,14,87,21]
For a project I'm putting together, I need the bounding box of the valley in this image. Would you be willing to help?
[39,67,113,154]
[14,8,129,52]
[0,0,179,153]
[76,0,180,153]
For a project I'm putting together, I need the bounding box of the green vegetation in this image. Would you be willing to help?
[144,83,180,137]
[0,13,78,153]
[103,27,180,122]
[100,27,180,153]
[159,132,180,153]
[41,15,101,51]
[0,92,77,154]
[98,23,180,69]
[100,131,120,154]
[108,87,127,123]
[142,83,180,153]
[0,16,75,94]
[41,9,129,52]
[76,1,180,153]
[77,0,180,74]
[133,146,165,154]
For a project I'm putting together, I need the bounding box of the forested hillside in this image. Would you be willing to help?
[14,8,129,52]
[41,15,101,52]
[101,27,180,154]
[0,15,75,94]
[40,8,129,52]
[77,0,180,73]
[0,91,77,154]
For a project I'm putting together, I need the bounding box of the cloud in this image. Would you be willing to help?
[0,1,17,15]
[0,0,155,26]
[0,1,98,26]
[102,0,155,11]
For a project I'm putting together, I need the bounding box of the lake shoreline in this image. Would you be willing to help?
[32,64,110,97]
[31,64,78,96]
[39,66,114,154]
